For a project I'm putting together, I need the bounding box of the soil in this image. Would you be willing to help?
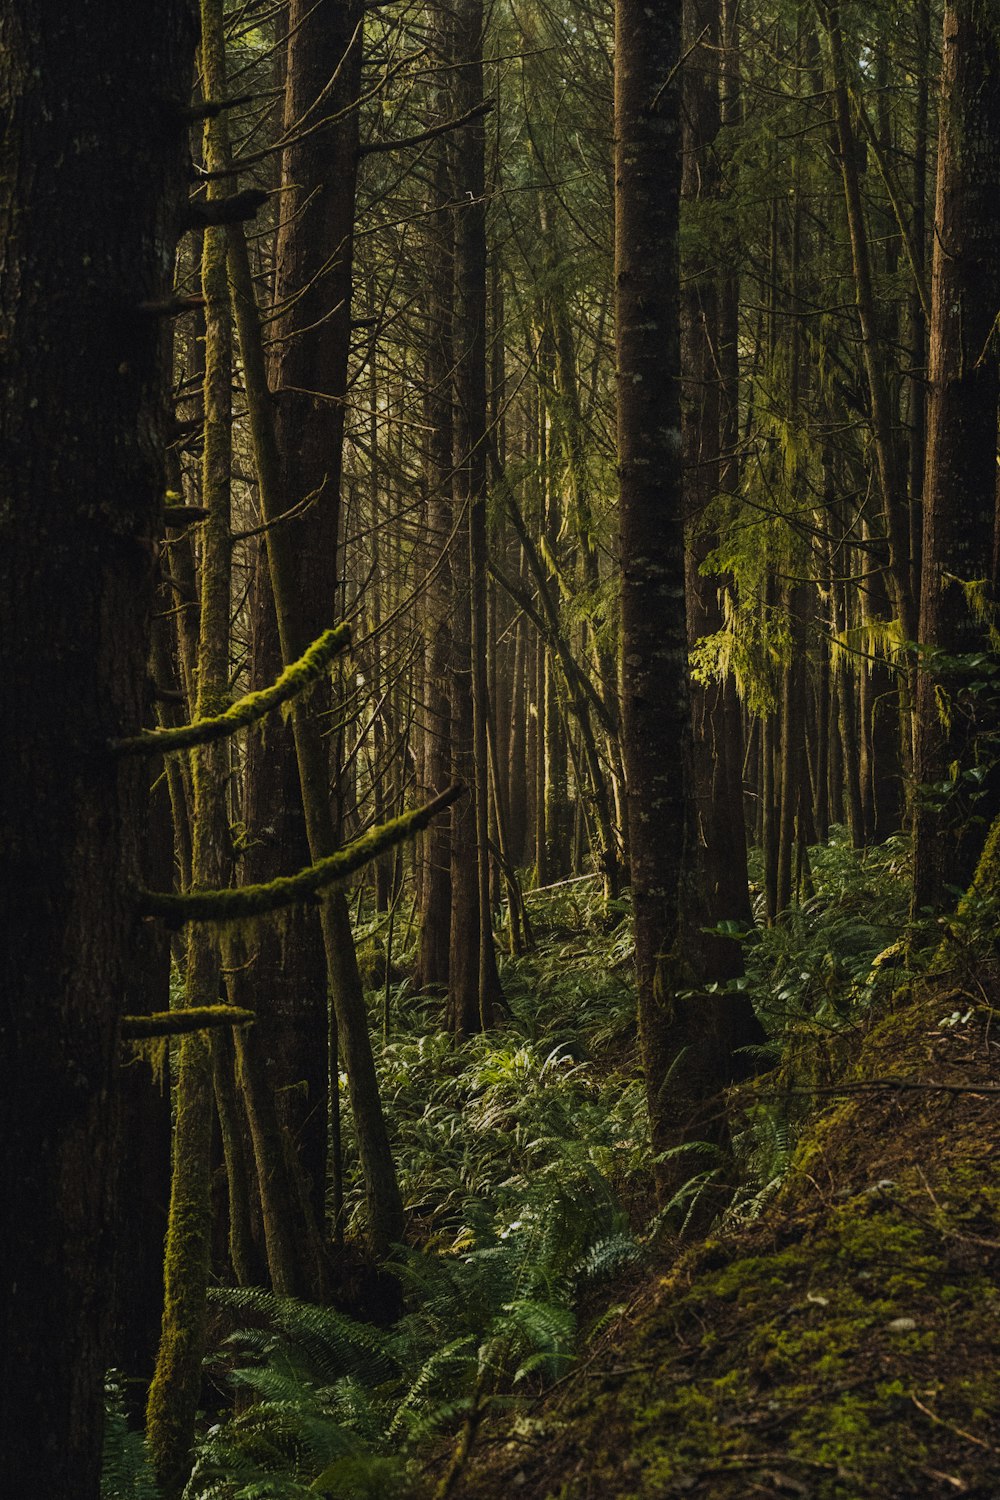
[451,972,1000,1499]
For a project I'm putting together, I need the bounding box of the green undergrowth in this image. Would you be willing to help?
[460,973,1000,1499]
[162,883,649,1500]
[728,828,927,1221]
[343,879,645,1251]
[106,849,1000,1500]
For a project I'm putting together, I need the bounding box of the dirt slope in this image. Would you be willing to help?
[458,977,1000,1499]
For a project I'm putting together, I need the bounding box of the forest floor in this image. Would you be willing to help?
[138,844,1000,1500]
[456,965,1000,1499]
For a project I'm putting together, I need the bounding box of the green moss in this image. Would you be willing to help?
[121,1003,253,1038]
[146,1029,215,1495]
[138,785,462,927]
[113,623,351,758]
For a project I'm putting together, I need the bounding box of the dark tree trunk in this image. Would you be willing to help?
[416,21,456,993]
[0,3,195,1494]
[912,0,1000,912]
[776,588,808,913]
[112,763,174,1395]
[682,0,753,957]
[449,0,502,1031]
[616,0,761,1204]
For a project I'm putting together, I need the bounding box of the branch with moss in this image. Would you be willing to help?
[112,623,351,757]
[138,785,464,927]
[121,1005,254,1039]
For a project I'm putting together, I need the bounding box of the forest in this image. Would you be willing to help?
[1,0,999,1495]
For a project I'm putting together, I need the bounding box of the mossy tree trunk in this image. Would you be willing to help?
[146,9,234,1487]
[227,0,364,1277]
[225,1,405,1252]
[0,4,195,1495]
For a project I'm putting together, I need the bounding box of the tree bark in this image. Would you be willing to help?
[0,5,194,1494]
[682,0,753,953]
[147,19,235,1483]
[416,13,456,992]
[449,0,503,1031]
[226,1,404,1253]
[617,0,760,1201]
[912,0,1000,912]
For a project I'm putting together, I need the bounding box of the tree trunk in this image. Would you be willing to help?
[226,1,404,1253]
[415,74,455,990]
[147,21,235,1483]
[450,0,503,1030]
[821,2,915,653]
[912,0,1000,912]
[616,0,760,1204]
[682,0,753,956]
[0,6,194,1495]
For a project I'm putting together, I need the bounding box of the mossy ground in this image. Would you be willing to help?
[458,975,1000,1498]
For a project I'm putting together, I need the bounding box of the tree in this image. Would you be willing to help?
[448,0,504,1033]
[617,0,763,1197]
[0,3,196,1494]
[614,0,696,1182]
[912,0,1000,914]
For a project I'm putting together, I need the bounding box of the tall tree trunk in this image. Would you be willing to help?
[0,7,194,1496]
[912,0,1000,912]
[113,764,174,1395]
[682,0,753,957]
[907,0,932,615]
[450,0,503,1030]
[416,18,456,992]
[229,0,404,1252]
[616,0,760,1204]
[821,3,915,691]
[776,588,808,913]
[147,16,234,1484]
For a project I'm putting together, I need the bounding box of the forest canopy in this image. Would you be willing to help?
[1,0,999,1496]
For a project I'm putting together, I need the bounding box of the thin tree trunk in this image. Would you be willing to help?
[147,34,235,1481]
[224,0,404,1250]
[415,87,455,990]
[453,0,502,1027]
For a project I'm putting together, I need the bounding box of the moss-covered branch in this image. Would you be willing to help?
[121,1005,253,1039]
[138,785,464,928]
[112,623,351,757]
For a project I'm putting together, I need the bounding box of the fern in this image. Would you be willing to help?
[101,1376,159,1500]
[188,883,660,1498]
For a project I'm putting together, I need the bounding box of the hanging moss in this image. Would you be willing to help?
[111,623,351,757]
[138,784,463,927]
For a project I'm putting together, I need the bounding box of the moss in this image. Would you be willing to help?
[145,1029,215,1495]
[465,988,1000,1499]
[121,1003,253,1038]
[112,623,351,757]
[138,785,462,927]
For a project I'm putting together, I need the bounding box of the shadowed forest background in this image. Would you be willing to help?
[2,0,1000,1496]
